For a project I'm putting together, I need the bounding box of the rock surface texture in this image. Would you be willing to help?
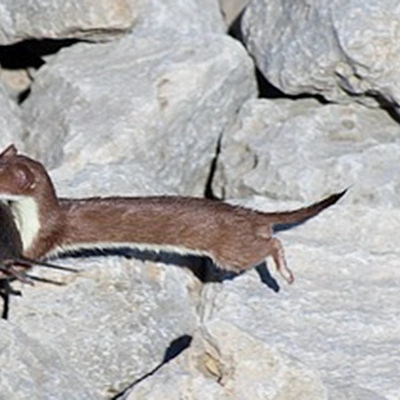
[0,0,138,44]
[0,0,399,399]
[0,82,25,149]
[22,33,256,196]
[128,320,328,400]
[242,0,400,111]
[213,98,400,206]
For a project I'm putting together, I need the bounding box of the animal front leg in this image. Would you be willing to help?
[268,237,294,284]
[0,279,22,319]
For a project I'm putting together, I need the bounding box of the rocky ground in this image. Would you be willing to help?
[0,0,399,399]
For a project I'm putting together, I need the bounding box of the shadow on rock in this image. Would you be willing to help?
[110,334,193,400]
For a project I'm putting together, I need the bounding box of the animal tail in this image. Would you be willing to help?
[263,189,347,226]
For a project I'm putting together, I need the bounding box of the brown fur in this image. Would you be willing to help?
[0,145,346,284]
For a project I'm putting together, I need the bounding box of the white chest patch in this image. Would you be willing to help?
[1,196,41,251]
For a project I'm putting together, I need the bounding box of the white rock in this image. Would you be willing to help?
[0,0,138,44]
[242,0,400,108]
[22,34,256,196]
[10,258,200,398]
[199,201,400,400]
[213,98,400,206]
[128,320,328,400]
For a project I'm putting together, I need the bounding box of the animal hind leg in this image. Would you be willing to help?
[268,237,294,284]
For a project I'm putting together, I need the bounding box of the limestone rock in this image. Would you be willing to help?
[242,0,400,110]
[0,68,32,102]
[128,320,327,400]
[328,384,389,400]
[9,258,200,398]
[213,98,400,206]
[51,160,174,198]
[22,34,256,196]
[0,0,138,44]
[0,82,25,150]
[0,320,97,399]
[131,0,225,38]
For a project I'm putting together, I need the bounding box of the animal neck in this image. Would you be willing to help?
[7,196,41,252]
[1,193,63,258]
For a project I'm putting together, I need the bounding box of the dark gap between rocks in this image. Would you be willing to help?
[204,133,222,200]
[0,38,79,69]
[109,334,193,400]
[0,38,80,103]
[230,8,398,115]
[254,66,330,103]
[227,8,245,43]
[370,92,400,125]
[228,9,330,103]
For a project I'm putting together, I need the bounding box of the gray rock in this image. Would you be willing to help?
[213,98,400,206]
[0,0,138,44]
[51,160,174,198]
[328,384,389,400]
[0,68,32,102]
[22,34,256,196]
[0,82,25,150]
[0,320,97,399]
[131,0,225,38]
[128,320,328,400]
[199,200,400,400]
[242,0,400,109]
[10,258,201,398]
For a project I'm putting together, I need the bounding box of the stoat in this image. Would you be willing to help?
[0,145,346,284]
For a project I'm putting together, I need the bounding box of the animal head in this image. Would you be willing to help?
[0,145,56,198]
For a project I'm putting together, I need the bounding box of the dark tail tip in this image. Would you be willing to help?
[309,187,348,216]
[325,188,348,206]
[272,187,349,230]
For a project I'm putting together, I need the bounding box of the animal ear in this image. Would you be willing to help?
[0,144,18,159]
[13,165,35,190]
